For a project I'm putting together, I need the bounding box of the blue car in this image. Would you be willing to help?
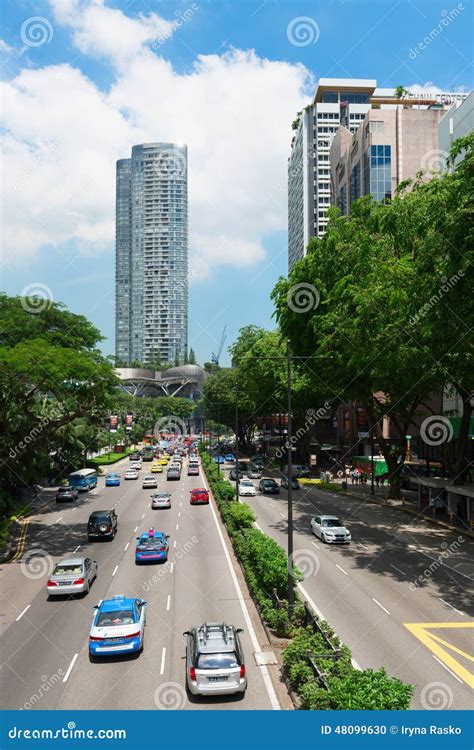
[213,455,225,464]
[224,453,236,463]
[105,473,120,487]
[89,595,146,657]
[135,530,169,563]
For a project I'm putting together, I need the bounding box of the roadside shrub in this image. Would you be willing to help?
[325,669,414,710]
[226,502,255,532]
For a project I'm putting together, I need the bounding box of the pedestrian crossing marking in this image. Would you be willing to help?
[404,622,474,688]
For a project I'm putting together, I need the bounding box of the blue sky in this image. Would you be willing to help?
[1,0,472,366]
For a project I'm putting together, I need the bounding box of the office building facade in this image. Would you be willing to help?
[287,78,469,271]
[115,143,188,366]
[330,107,445,216]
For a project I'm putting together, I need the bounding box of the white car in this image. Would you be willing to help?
[142,475,158,489]
[130,461,142,471]
[47,557,97,597]
[238,479,257,497]
[151,491,172,509]
[311,515,351,544]
[124,469,139,480]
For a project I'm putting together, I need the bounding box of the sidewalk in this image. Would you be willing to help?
[319,478,474,538]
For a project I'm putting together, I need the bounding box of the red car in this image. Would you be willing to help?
[190,488,209,505]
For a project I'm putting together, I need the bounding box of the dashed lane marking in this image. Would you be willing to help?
[63,654,78,682]
[112,565,119,577]
[15,605,30,622]
[124,542,130,552]
[160,647,166,675]
[372,598,391,615]
[166,595,171,611]
[336,564,348,576]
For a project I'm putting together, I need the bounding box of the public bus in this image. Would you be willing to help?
[69,468,98,492]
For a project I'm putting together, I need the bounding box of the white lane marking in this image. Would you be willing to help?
[57,516,63,522]
[311,541,319,549]
[178,512,181,518]
[179,502,182,507]
[438,598,465,616]
[170,563,174,573]
[279,512,285,518]
[270,502,274,507]
[297,582,326,621]
[134,526,138,532]
[73,545,81,554]
[141,513,145,519]
[124,542,130,552]
[254,522,262,531]
[15,605,30,622]
[160,647,166,675]
[202,473,280,711]
[336,564,348,576]
[175,523,179,531]
[173,540,177,549]
[390,564,405,576]
[372,598,390,615]
[351,657,362,670]
[166,594,171,611]
[112,565,119,577]
[63,653,78,682]
[358,542,368,549]
[432,654,463,683]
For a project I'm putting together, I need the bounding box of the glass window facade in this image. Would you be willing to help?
[350,162,361,203]
[364,144,392,202]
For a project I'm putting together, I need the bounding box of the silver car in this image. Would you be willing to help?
[151,491,172,509]
[142,475,158,489]
[311,515,351,544]
[184,622,247,696]
[47,557,97,596]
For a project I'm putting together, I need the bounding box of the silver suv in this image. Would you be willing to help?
[183,622,247,697]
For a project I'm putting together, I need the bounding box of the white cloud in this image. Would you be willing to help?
[0,39,13,54]
[1,2,313,275]
[49,0,176,68]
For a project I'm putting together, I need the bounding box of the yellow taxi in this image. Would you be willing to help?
[156,457,168,465]
[151,463,163,473]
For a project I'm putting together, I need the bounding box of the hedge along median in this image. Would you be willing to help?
[200,448,414,709]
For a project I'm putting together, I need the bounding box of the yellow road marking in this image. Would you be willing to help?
[405,622,474,688]
[9,518,30,563]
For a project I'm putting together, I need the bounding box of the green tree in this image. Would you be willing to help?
[188,347,196,364]
[272,134,473,496]
[0,295,118,496]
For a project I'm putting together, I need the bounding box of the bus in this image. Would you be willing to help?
[69,468,98,492]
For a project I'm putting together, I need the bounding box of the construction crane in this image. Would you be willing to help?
[211,325,227,366]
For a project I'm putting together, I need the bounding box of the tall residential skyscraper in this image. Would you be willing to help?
[115,142,188,366]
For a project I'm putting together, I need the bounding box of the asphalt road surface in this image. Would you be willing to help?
[0,459,281,710]
[233,467,473,710]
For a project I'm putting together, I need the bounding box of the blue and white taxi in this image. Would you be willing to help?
[89,595,146,657]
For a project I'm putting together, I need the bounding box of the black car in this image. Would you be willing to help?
[280,476,300,490]
[129,453,140,461]
[87,510,118,541]
[56,485,79,502]
[259,479,280,494]
[229,468,238,481]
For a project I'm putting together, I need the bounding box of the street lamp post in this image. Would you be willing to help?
[371,425,375,495]
[235,379,239,501]
[286,339,295,610]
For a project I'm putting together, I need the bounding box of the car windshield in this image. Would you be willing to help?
[97,610,135,627]
[90,514,109,522]
[53,564,82,576]
[241,481,253,486]
[264,480,275,486]
[323,519,342,527]
[58,486,73,492]
[196,652,239,669]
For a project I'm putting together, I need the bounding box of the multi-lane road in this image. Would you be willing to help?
[227,465,473,710]
[0,458,284,710]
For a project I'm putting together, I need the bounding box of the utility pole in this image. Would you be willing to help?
[217,400,221,478]
[235,378,239,501]
[371,425,375,495]
[287,339,294,609]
